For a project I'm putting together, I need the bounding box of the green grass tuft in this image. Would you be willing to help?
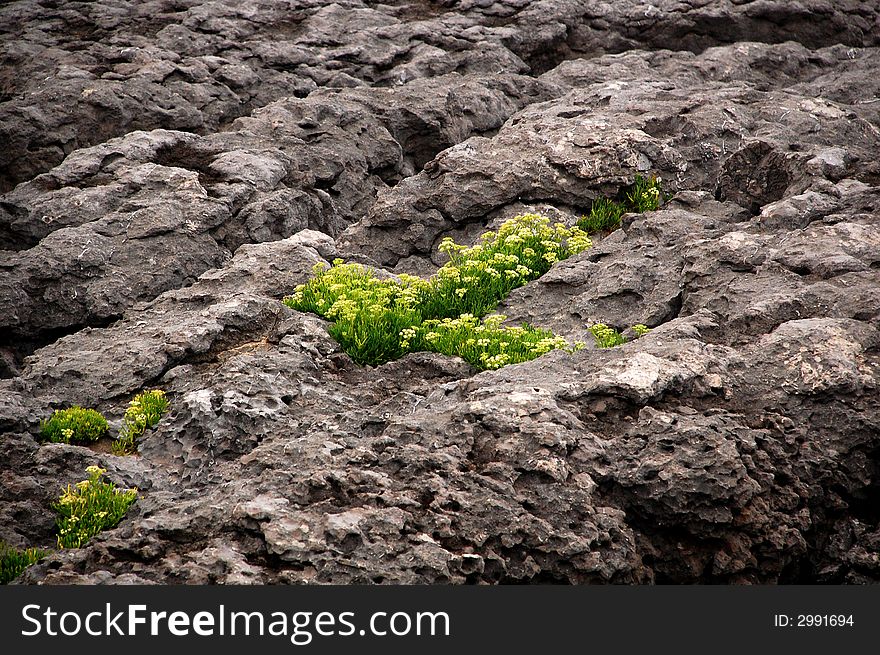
[0,542,48,584]
[577,197,627,234]
[577,174,665,235]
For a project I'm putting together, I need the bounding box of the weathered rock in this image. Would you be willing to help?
[2,1,880,585]
[4,1,878,191]
[340,42,880,268]
[0,72,548,371]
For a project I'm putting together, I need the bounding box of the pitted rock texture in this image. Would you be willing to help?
[1,1,879,584]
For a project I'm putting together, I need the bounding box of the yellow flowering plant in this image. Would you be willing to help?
[285,214,591,369]
[53,466,138,549]
[286,211,655,367]
[40,407,109,444]
[404,313,585,370]
[589,323,627,348]
[422,213,591,319]
[111,390,169,455]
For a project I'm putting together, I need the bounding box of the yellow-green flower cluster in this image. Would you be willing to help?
[589,322,652,348]
[404,313,585,370]
[424,213,591,319]
[112,390,169,455]
[53,466,137,549]
[589,323,627,348]
[40,407,109,445]
[284,214,591,369]
[285,260,425,365]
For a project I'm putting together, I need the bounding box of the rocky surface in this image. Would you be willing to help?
[1,1,879,584]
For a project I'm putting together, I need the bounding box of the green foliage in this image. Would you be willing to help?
[423,214,591,319]
[286,261,423,366]
[112,390,169,455]
[40,407,109,444]
[53,466,138,549]
[624,174,665,213]
[0,542,48,584]
[402,313,585,370]
[590,323,628,348]
[577,174,665,234]
[577,197,627,234]
[285,214,591,369]
[590,323,652,348]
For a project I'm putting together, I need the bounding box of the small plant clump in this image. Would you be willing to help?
[589,323,652,348]
[577,175,665,235]
[40,407,109,444]
[402,313,586,370]
[285,214,592,369]
[112,390,169,455]
[423,215,592,319]
[0,542,48,584]
[288,261,423,366]
[53,466,138,549]
[590,323,628,348]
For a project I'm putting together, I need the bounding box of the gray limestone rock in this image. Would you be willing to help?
[2,1,879,585]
